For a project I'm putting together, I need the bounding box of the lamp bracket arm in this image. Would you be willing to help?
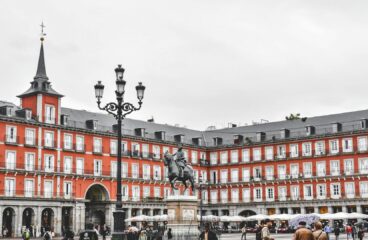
[122,101,142,118]
[97,101,119,119]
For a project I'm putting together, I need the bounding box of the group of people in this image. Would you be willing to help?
[237,219,366,240]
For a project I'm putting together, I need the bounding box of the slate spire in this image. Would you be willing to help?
[34,40,48,81]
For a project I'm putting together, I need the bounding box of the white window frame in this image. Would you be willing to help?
[265,147,274,160]
[110,140,117,155]
[25,152,35,171]
[24,179,34,197]
[344,159,354,175]
[302,142,312,157]
[331,183,341,199]
[132,163,139,178]
[93,138,102,153]
[220,151,228,164]
[290,164,299,178]
[63,134,73,150]
[220,169,228,183]
[5,150,16,170]
[242,149,250,162]
[329,139,339,154]
[266,187,274,201]
[345,182,355,198]
[315,141,325,156]
[358,136,368,152]
[303,162,312,178]
[254,187,262,202]
[242,188,250,202]
[153,165,161,180]
[360,182,368,198]
[64,156,72,174]
[278,186,287,201]
[5,178,15,197]
[290,144,299,158]
[316,161,326,177]
[76,158,84,175]
[231,168,238,182]
[316,184,326,199]
[153,145,161,160]
[330,160,340,176]
[64,181,72,199]
[253,148,261,161]
[142,144,149,158]
[221,189,228,203]
[25,128,36,146]
[94,159,102,176]
[230,150,238,163]
[44,180,53,198]
[44,131,54,148]
[44,154,54,172]
[303,184,313,200]
[265,166,274,180]
[231,188,239,203]
[45,104,55,124]
[242,168,250,182]
[342,138,353,153]
[277,145,286,159]
[143,164,151,180]
[76,135,85,152]
[278,165,286,180]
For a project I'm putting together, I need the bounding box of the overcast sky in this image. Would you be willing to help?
[1,0,368,130]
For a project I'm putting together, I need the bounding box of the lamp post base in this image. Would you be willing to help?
[112,210,126,240]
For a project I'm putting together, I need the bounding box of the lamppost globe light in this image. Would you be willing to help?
[94,81,104,99]
[116,79,126,95]
[115,64,125,80]
[136,82,146,100]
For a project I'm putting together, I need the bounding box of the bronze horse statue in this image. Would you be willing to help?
[163,151,195,192]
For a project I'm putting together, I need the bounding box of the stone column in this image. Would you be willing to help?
[288,207,293,214]
[55,207,62,236]
[125,208,132,227]
[16,206,22,237]
[37,206,42,237]
[314,207,319,214]
[275,208,280,214]
[357,205,362,213]
[300,207,306,214]
[80,205,86,231]
[105,204,113,228]
[0,206,3,235]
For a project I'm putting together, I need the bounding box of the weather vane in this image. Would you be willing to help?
[40,21,46,41]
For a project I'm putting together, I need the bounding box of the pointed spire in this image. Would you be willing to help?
[34,41,48,80]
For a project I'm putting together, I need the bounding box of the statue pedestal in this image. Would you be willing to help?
[166,195,200,240]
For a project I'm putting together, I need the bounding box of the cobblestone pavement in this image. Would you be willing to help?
[220,232,362,240]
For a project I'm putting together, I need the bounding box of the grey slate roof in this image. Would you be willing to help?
[61,106,368,146]
[1,99,368,146]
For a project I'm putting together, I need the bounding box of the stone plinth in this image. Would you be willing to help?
[166,195,200,240]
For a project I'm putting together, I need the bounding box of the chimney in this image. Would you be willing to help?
[233,135,244,145]
[361,119,368,129]
[134,128,146,137]
[280,129,290,139]
[332,122,342,133]
[86,120,98,130]
[61,114,69,126]
[213,137,223,146]
[192,137,203,146]
[306,126,315,136]
[174,134,184,143]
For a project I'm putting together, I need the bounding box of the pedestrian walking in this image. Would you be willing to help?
[324,225,331,240]
[334,225,340,240]
[261,219,274,240]
[199,223,218,240]
[358,227,364,240]
[313,222,327,240]
[241,225,247,240]
[293,221,314,240]
[346,225,353,240]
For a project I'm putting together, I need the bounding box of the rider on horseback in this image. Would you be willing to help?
[172,144,187,178]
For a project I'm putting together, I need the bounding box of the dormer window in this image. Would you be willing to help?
[233,135,243,145]
[86,120,98,130]
[61,114,69,126]
[154,131,166,141]
[332,123,342,133]
[361,119,368,129]
[45,104,55,124]
[134,128,145,137]
[306,126,315,136]
[256,132,266,142]
[213,137,223,146]
[174,134,184,143]
[192,137,203,146]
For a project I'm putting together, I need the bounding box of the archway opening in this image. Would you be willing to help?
[239,210,257,228]
[41,208,54,235]
[22,208,35,237]
[2,207,15,237]
[85,184,110,231]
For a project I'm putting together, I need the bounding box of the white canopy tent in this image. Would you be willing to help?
[245,214,269,221]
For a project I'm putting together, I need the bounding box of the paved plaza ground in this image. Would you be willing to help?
[6,232,364,240]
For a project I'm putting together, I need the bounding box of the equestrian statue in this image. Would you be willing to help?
[163,144,195,192]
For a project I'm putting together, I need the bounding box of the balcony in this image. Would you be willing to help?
[24,137,37,147]
[92,146,103,155]
[75,144,86,153]
[4,135,18,145]
[0,189,75,199]
[43,140,57,150]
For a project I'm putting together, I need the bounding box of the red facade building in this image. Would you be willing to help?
[1,38,368,237]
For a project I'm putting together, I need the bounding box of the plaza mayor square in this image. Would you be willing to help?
[1,1,368,240]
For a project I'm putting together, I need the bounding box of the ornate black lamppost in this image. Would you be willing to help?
[94,65,145,240]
